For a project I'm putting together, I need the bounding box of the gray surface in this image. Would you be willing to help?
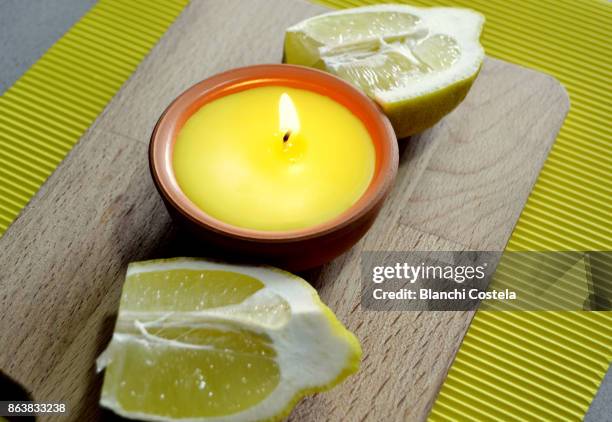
[0,1,610,421]
[586,364,612,422]
[0,0,96,93]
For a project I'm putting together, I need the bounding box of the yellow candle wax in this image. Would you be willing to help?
[173,86,375,231]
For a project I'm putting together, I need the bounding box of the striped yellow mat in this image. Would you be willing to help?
[312,0,612,420]
[0,0,188,232]
[0,0,610,420]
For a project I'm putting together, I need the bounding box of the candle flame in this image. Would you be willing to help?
[279,93,300,136]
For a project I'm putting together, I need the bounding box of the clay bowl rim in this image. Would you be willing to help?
[150,64,398,243]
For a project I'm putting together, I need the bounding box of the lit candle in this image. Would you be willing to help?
[150,65,397,270]
[173,86,376,231]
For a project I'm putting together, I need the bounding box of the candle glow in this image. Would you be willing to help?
[279,93,300,141]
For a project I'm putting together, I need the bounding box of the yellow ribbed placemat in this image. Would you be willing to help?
[313,0,612,420]
[319,0,612,421]
[0,0,610,420]
[0,0,188,233]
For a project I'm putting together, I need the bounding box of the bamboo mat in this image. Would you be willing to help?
[0,0,610,420]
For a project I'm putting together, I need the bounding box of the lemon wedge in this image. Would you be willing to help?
[284,5,485,137]
[97,258,361,421]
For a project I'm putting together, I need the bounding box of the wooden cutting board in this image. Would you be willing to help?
[0,0,568,420]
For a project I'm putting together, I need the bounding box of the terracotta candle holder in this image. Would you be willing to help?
[150,64,398,270]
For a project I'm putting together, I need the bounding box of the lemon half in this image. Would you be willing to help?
[97,258,361,421]
[284,5,485,137]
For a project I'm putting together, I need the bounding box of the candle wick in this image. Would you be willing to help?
[283,130,291,143]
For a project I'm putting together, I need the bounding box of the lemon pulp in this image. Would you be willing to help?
[285,5,485,137]
[98,259,361,421]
